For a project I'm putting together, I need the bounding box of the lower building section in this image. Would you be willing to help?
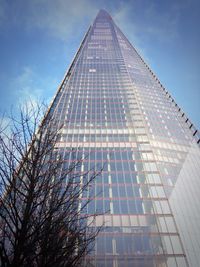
[85,222,187,267]
[87,255,187,267]
[57,145,188,267]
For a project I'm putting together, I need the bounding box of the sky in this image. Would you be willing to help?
[0,0,199,129]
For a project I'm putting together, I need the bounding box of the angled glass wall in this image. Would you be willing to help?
[47,9,200,267]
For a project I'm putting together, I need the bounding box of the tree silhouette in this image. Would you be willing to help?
[0,103,102,267]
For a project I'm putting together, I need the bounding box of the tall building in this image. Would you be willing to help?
[49,10,200,267]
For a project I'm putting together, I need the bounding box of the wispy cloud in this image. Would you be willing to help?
[8,66,58,108]
[0,66,52,129]
[12,67,43,105]
[5,0,98,41]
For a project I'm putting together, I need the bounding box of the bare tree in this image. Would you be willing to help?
[0,103,101,267]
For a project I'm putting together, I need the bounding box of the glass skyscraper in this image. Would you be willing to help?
[48,10,200,267]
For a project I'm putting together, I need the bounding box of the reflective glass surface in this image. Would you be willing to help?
[49,9,200,267]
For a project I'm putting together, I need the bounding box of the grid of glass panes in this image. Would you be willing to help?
[47,9,196,267]
[114,20,200,267]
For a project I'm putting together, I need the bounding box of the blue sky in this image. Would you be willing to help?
[0,0,199,128]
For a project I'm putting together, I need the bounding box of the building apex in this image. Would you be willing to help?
[97,9,111,17]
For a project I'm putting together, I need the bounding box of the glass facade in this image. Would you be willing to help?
[48,10,200,267]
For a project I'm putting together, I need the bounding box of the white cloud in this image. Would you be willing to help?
[13,67,43,105]
[9,66,62,113]
[0,0,99,40]
[5,66,54,125]
[23,0,98,41]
